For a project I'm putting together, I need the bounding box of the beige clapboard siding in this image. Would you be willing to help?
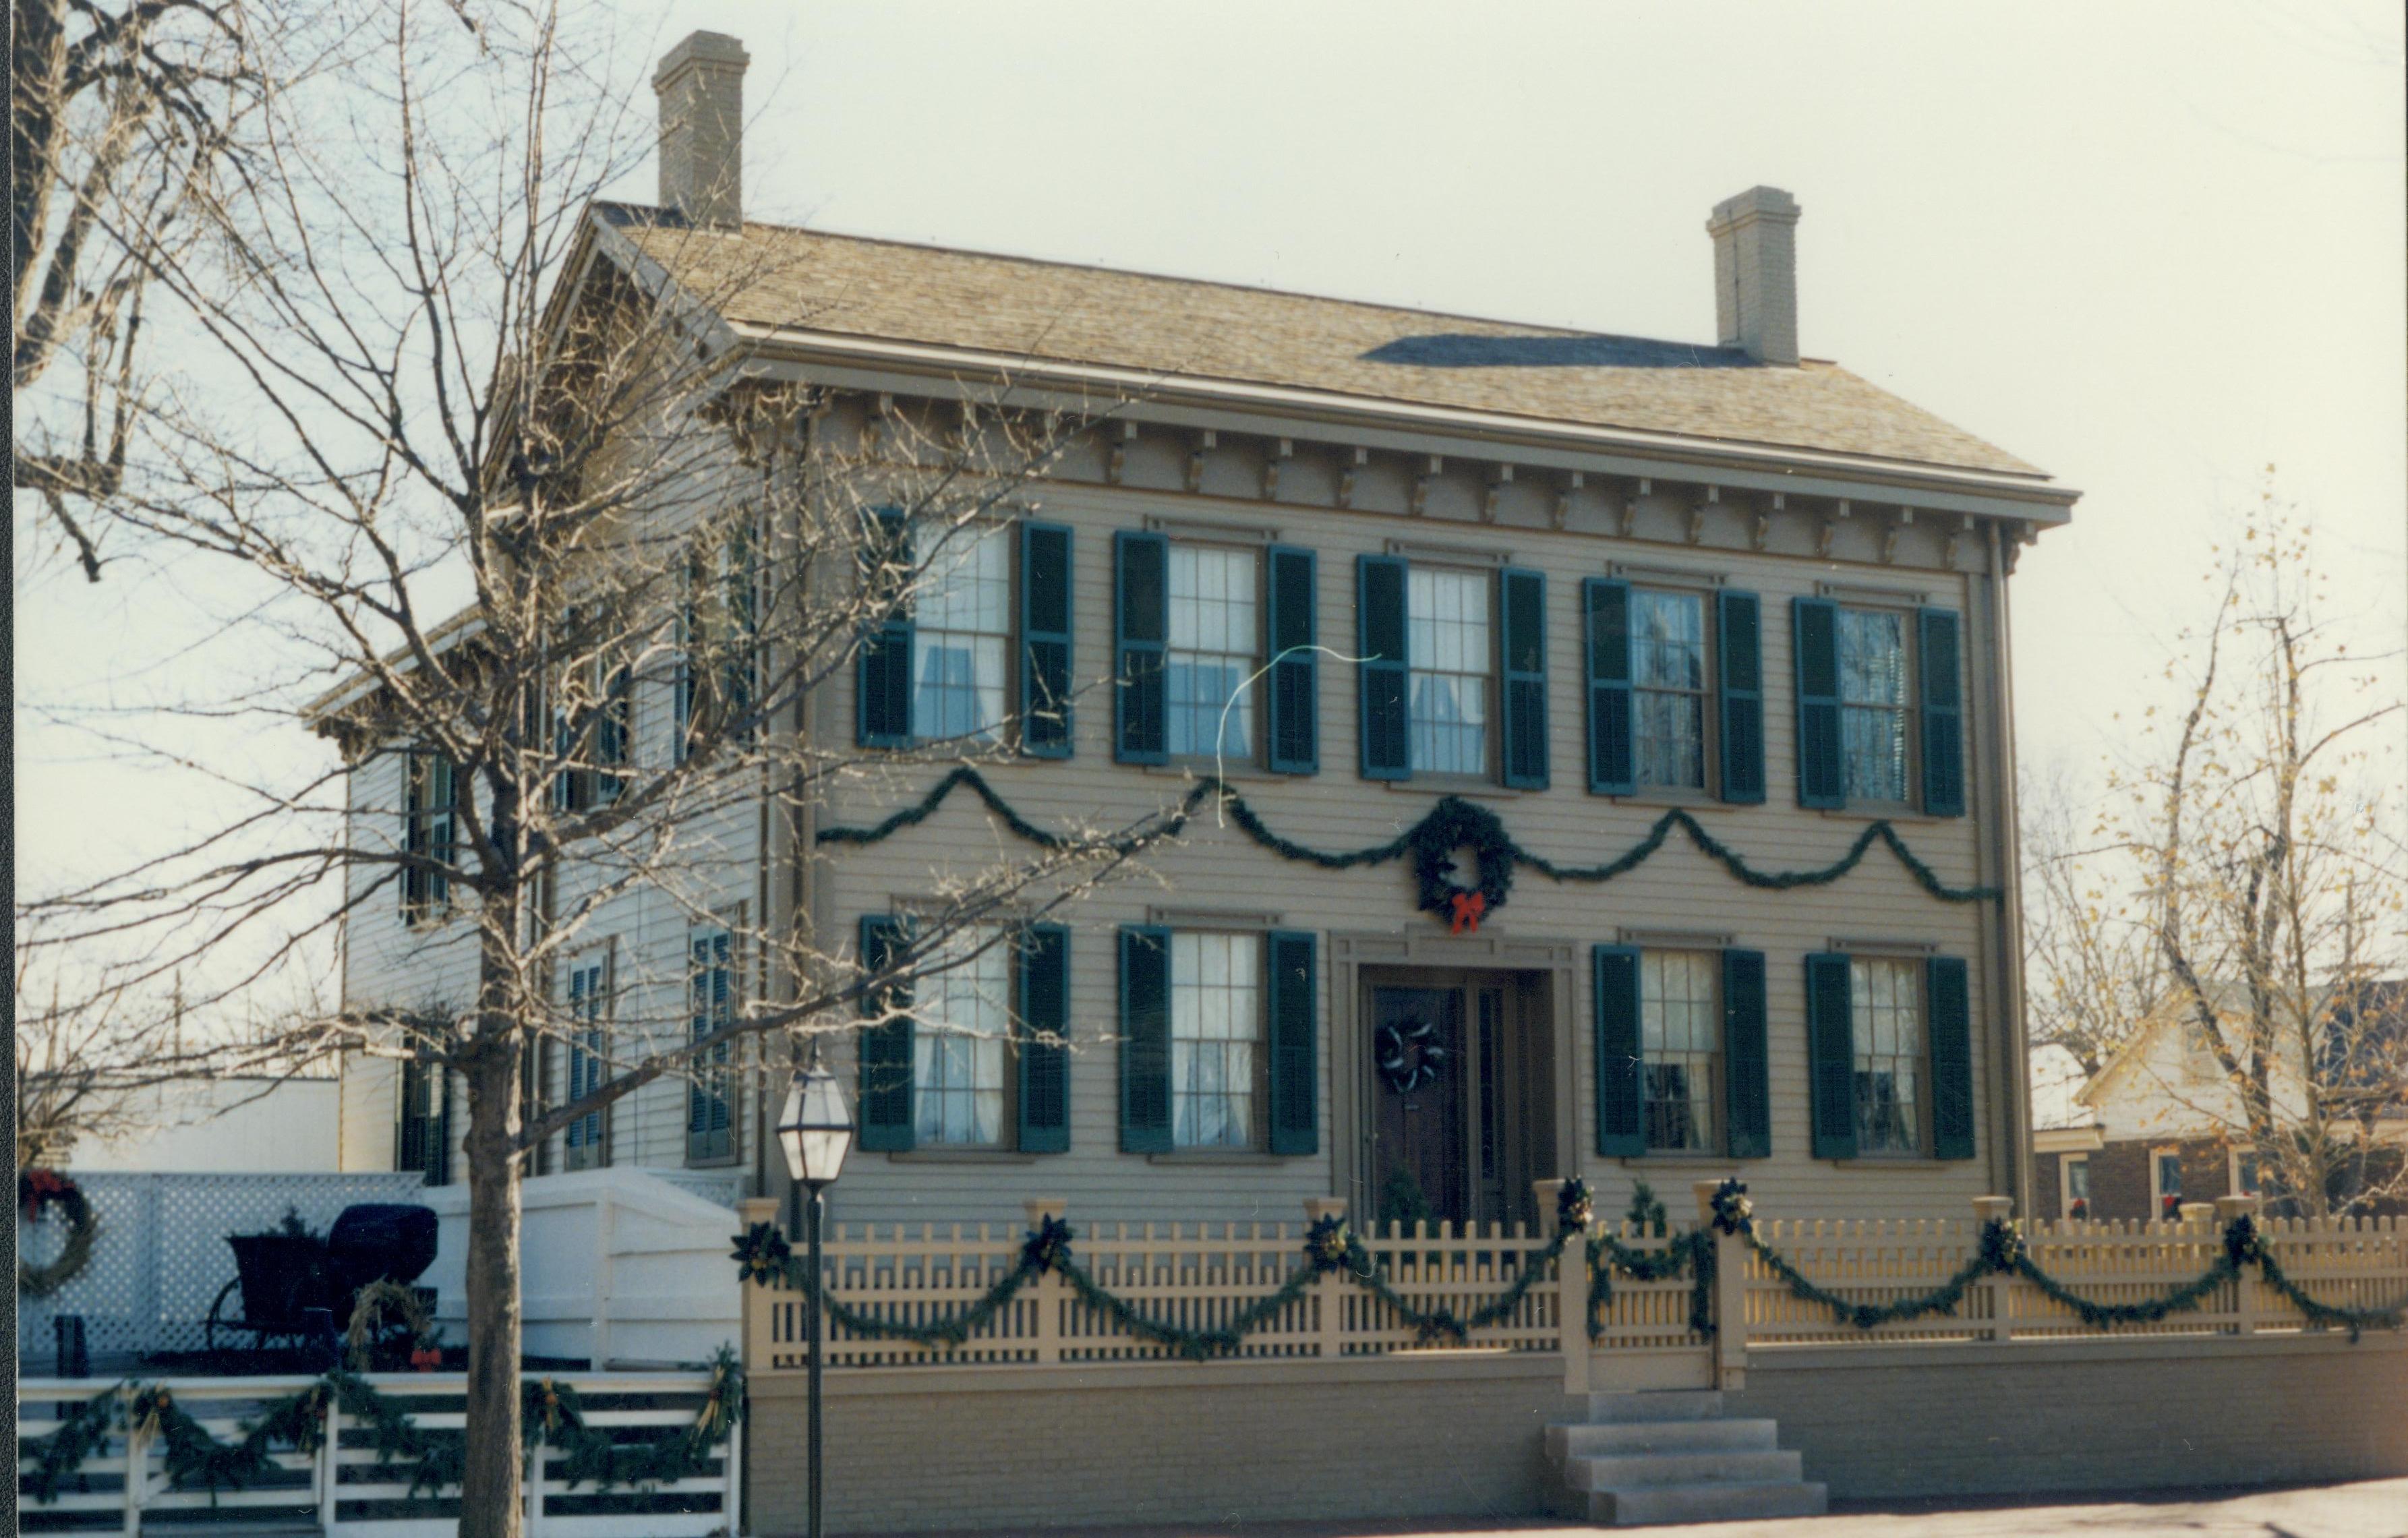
[813,480,2003,1227]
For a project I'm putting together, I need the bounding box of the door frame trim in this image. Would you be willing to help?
[1327,931,1579,1222]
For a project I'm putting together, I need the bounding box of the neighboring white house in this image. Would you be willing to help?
[63,1076,341,1173]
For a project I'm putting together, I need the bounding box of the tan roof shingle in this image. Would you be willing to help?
[611,208,2045,480]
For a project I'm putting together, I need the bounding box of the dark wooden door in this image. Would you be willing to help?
[1370,985,1468,1231]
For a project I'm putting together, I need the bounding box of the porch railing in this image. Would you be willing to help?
[739,1189,2408,1393]
[13,1370,737,1538]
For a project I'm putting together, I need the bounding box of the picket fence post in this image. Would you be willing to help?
[1695,1181,1749,1390]
[1025,1200,1067,1366]
[1972,1197,2015,1341]
[2217,1194,2260,1335]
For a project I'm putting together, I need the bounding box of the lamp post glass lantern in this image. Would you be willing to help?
[775,1057,851,1538]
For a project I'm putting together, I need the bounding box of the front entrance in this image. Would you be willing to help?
[1364,968,1555,1233]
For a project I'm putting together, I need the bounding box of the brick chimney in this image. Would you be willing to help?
[653,32,749,227]
[1707,187,1801,365]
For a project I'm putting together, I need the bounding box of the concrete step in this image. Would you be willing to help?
[1567,1479,1831,1527]
[1586,1388,1724,1422]
[1548,1417,1782,1460]
[1564,1448,1804,1491]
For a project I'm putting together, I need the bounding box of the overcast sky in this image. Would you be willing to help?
[14,1,2406,987]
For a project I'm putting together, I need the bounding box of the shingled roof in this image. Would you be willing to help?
[604,206,2047,481]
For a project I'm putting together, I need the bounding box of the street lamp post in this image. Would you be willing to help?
[775,1051,853,1538]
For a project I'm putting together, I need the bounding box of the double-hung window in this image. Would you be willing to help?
[1407,568,1491,775]
[2063,1154,2092,1219]
[1641,950,1719,1152]
[912,925,1012,1148]
[688,927,736,1164]
[394,1057,450,1184]
[677,525,759,762]
[1793,596,1964,815]
[1357,556,1545,786]
[1849,955,1925,1156]
[912,523,1011,744]
[564,953,610,1169]
[1165,545,1258,760]
[1802,950,1974,1162]
[1169,931,1263,1149]
[400,752,457,924]
[552,610,630,813]
[2152,1149,2184,1220]
[860,514,1076,755]
[1587,582,1763,802]
[1631,591,1709,791]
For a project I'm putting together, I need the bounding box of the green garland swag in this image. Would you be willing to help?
[815,767,2003,922]
[1581,1181,1714,1340]
[24,1349,744,1508]
[19,1169,100,1298]
[732,1195,1596,1361]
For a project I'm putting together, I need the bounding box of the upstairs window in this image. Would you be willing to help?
[1631,590,1709,791]
[912,522,1011,744]
[1406,567,1491,776]
[678,525,759,761]
[1838,608,1910,804]
[400,752,457,924]
[1166,544,1258,760]
[552,610,630,814]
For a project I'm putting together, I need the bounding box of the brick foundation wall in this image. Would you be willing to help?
[1733,1333,2408,1499]
[744,1337,2408,1535]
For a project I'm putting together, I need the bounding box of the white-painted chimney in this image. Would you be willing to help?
[653,32,749,227]
[1707,187,1801,366]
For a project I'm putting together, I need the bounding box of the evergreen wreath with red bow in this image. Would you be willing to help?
[1409,798,1516,932]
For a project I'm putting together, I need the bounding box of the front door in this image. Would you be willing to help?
[1365,970,1554,1233]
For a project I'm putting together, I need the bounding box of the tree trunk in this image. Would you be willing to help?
[459,1031,525,1538]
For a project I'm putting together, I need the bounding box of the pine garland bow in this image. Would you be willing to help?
[816,767,2003,916]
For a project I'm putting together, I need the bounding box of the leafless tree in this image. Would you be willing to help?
[2089,503,2408,1216]
[2022,763,2169,1077]
[15,6,1179,1532]
[11,0,285,582]
[14,940,156,1169]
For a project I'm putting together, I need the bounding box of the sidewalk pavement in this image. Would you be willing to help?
[877,1478,2408,1538]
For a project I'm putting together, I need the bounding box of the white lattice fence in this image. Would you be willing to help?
[17,1173,429,1367]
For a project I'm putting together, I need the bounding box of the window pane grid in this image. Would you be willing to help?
[1171,931,1260,1149]
[1631,591,1707,789]
[1407,568,1490,775]
[1838,608,1909,802]
[1167,545,1258,757]
[1850,956,1923,1154]
[1643,950,1718,1152]
[914,928,1009,1146]
[912,525,1010,742]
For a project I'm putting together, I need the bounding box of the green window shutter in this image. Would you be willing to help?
[1918,608,1966,817]
[1114,531,1169,764]
[1722,949,1771,1159]
[1118,926,1173,1152]
[1804,951,1857,1160]
[1593,944,1644,1158]
[856,914,915,1152]
[1500,567,1549,789]
[856,507,914,748]
[1792,597,1844,809]
[1266,930,1318,1155]
[1019,522,1074,759]
[1928,955,1976,1160]
[1717,590,1766,804]
[1016,924,1071,1153]
[1266,545,1319,775]
[1357,554,1411,780]
[1583,579,1634,794]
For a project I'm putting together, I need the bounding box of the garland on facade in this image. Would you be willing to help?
[19,1168,100,1297]
[731,1189,1600,1361]
[22,1349,745,1508]
[815,767,2003,927]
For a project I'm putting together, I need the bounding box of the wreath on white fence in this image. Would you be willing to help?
[19,1169,99,1298]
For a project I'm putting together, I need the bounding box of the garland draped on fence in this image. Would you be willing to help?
[1707,1183,2408,1342]
[732,1178,2405,1365]
[815,767,2003,915]
[24,1349,744,1508]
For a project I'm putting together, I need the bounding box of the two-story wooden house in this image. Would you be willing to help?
[336,30,2076,1249]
